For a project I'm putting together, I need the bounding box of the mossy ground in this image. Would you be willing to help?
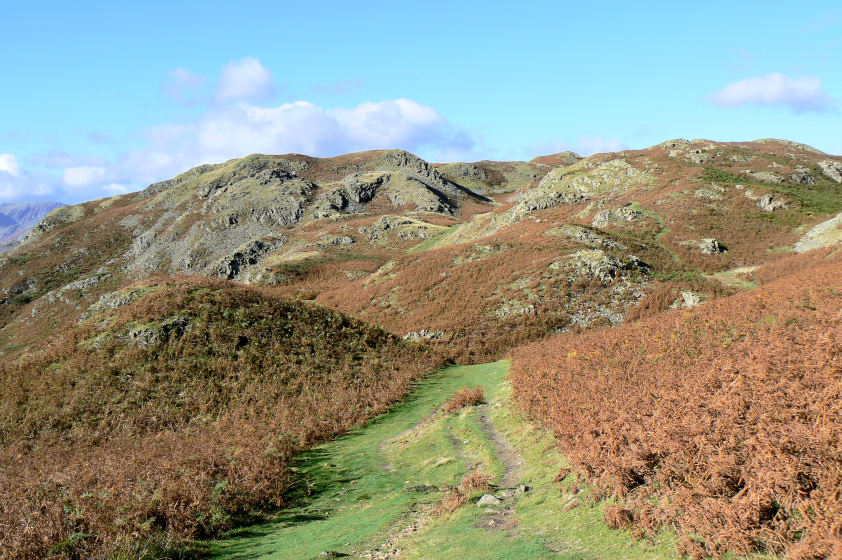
[207,361,677,559]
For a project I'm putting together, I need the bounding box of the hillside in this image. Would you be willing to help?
[3,139,842,362]
[510,248,842,559]
[0,278,437,559]
[0,201,65,253]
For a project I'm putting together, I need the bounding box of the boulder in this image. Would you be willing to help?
[682,238,726,255]
[757,193,790,212]
[477,494,502,507]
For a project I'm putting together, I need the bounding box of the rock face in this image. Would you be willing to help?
[402,329,445,342]
[790,166,815,185]
[518,159,652,220]
[592,206,645,229]
[559,249,647,285]
[794,211,842,253]
[818,160,842,183]
[119,151,479,279]
[757,193,790,212]
[436,160,549,196]
[683,238,726,255]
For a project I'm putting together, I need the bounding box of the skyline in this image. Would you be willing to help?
[1,0,841,203]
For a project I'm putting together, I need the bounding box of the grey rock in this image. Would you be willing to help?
[757,193,790,212]
[126,315,190,346]
[214,238,285,280]
[790,166,815,185]
[794,210,842,253]
[544,225,625,250]
[693,184,725,200]
[744,170,784,184]
[402,329,445,342]
[818,159,842,183]
[476,494,502,507]
[592,206,645,229]
[493,300,537,319]
[683,238,726,255]
[671,291,703,309]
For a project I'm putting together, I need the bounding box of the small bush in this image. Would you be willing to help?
[442,386,485,414]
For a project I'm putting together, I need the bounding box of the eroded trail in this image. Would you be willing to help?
[208,361,677,560]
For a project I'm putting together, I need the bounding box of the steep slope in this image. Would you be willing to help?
[0,277,438,559]
[510,250,842,559]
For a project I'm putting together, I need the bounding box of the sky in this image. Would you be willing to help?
[1,0,840,204]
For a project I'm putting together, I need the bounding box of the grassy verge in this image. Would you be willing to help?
[406,224,463,254]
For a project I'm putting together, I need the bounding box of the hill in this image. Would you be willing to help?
[0,277,437,559]
[4,139,842,363]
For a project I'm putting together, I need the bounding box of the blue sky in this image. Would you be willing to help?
[1,0,840,203]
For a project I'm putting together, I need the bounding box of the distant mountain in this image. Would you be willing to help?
[0,201,65,253]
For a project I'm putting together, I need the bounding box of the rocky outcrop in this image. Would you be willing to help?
[757,193,790,212]
[358,215,445,244]
[818,160,842,183]
[213,238,285,279]
[683,238,726,255]
[794,211,842,253]
[790,166,815,185]
[592,206,645,228]
[744,170,784,184]
[555,249,648,285]
[19,204,84,247]
[402,329,445,342]
[544,224,625,250]
[518,159,652,219]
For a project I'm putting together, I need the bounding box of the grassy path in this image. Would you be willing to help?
[206,361,676,559]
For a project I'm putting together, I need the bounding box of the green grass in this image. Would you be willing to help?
[206,362,508,559]
[206,361,680,559]
[399,372,677,560]
[406,224,462,254]
[702,166,842,215]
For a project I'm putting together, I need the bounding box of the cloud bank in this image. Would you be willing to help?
[0,58,479,203]
[710,73,835,113]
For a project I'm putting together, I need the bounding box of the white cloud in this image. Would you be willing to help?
[215,57,275,103]
[2,59,478,203]
[0,154,21,177]
[709,73,835,113]
[62,166,106,187]
[116,97,477,184]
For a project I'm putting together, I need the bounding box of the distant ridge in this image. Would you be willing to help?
[0,201,65,253]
